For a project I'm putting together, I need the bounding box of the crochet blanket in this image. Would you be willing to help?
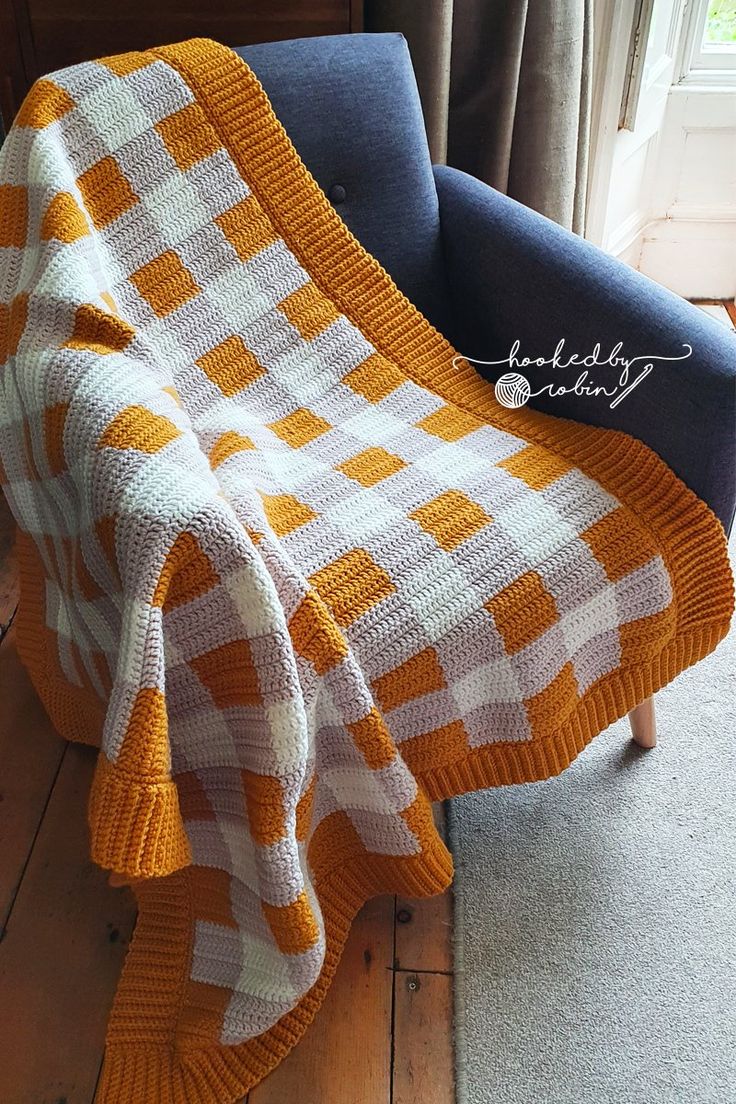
[0,38,732,1104]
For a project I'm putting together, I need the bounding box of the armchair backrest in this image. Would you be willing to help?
[237,33,452,335]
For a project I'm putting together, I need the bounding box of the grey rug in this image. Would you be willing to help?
[449,545,735,1104]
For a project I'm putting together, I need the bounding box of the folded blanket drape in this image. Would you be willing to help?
[0,38,732,1104]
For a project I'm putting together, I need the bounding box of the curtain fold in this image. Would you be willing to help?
[365,0,592,234]
[366,0,456,164]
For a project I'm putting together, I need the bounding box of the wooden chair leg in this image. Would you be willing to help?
[628,695,657,748]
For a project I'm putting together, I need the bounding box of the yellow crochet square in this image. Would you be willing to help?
[41,192,89,243]
[0,184,28,247]
[279,281,342,341]
[209,431,256,468]
[310,547,395,627]
[262,891,320,955]
[342,353,404,402]
[486,570,560,655]
[216,195,277,261]
[130,251,200,318]
[99,51,152,76]
[371,646,446,713]
[15,79,75,128]
[525,662,580,739]
[197,335,265,396]
[190,638,262,708]
[98,405,181,454]
[77,156,138,230]
[289,591,348,675]
[417,403,483,442]
[269,408,332,447]
[582,506,659,582]
[156,104,222,170]
[498,444,573,490]
[259,492,317,537]
[410,489,492,551]
[337,446,405,487]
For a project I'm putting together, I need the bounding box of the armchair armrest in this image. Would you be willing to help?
[434,165,736,533]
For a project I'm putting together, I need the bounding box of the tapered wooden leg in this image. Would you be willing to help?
[628,695,657,748]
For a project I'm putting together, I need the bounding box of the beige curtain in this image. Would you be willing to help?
[365,0,593,234]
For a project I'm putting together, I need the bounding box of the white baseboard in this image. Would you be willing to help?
[616,234,646,269]
[605,210,647,266]
[635,218,736,298]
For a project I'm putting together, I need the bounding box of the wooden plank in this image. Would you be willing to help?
[249,894,395,1104]
[21,1,353,78]
[394,803,453,974]
[723,299,736,329]
[0,630,66,931]
[394,887,453,974]
[392,801,455,1102]
[0,551,17,638]
[0,0,36,131]
[392,971,454,1104]
[350,0,365,32]
[0,491,18,635]
[0,741,136,1104]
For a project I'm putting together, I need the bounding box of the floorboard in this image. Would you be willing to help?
[0,632,66,933]
[248,894,395,1104]
[394,889,453,975]
[0,742,136,1104]
[0,493,17,635]
[392,804,455,1102]
[395,807,453,976]
[392,971,455,1104]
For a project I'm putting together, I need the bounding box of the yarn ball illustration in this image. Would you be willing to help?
[495,372,531,409]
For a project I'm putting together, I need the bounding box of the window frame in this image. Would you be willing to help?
[677,0,736,83]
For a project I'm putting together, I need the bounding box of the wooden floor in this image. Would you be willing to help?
[0,494,454,1104]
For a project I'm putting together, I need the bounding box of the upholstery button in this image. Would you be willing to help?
[328,183,347,205]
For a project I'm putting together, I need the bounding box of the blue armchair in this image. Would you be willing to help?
[239,32,736,535]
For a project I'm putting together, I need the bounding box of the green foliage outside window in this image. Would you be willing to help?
[705,1,736,44]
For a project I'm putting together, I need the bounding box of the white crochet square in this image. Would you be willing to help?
[122,59,195,124]
[78,81,155,152]
[494,491,581,566]
[142,169,214,248]
[184,148,252,218]
[453,652,526,707]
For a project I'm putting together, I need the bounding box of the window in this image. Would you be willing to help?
[680,0,736,78]
[703,1,736,46]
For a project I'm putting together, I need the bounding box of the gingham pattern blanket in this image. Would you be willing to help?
[0,39,732,1104]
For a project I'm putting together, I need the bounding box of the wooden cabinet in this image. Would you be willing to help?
[0,0,363,130]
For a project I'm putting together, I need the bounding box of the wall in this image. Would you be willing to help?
[587,0,736,298]
[638,84,736,297]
